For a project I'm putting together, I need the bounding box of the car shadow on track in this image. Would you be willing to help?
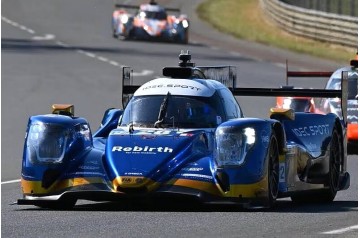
[16,199,358,213]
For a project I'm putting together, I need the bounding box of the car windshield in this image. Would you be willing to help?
[140,10,167,20]
[289,98,311,112]
[120,95,225,128]
[327,76,358,99]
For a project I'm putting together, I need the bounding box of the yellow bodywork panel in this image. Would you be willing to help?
[270,108,295,120]
[168,178,222,196]
[21,177,105,195]
[225,175,268,198]
[52,104,74,116]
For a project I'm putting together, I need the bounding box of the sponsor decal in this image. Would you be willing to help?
[261,130,270,147]
[111,130,196,137]
[112,145,173,154]
[122,177,132,183]
[179,133,194,137]
[78,165,100,170]
[120,177,144,184]
[66,171,104,176]
[182,167,204,172]
[305,142,318,151]
[142,84,201,91]
[141,134,156,140]
[124,172,143,176]
[292,124,330,137]
[180,173,213,181]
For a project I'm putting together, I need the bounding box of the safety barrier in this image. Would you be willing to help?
[260,0,358,48]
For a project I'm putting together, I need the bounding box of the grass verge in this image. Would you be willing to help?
[197,0,356,63]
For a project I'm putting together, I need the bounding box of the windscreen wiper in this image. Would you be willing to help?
[154,92,171,128]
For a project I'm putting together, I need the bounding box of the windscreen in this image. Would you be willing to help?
[327,71,358,99]
[141,10,167,20]
[120,94,225,128]
[288,98,311,112]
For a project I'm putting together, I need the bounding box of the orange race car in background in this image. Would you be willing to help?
[276,57,358,150]
[112,0,189,44]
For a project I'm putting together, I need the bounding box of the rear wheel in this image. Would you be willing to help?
[324,129,341,201]
[266,134,279,207]
[291,129,341,203]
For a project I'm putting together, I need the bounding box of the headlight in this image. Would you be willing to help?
[121,15,129,24]
[182,20,189,28]
[214,127,255,166]
[282,98,292,109]
[27,123,75,164]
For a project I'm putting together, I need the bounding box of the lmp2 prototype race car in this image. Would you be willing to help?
[18,52,350,209]
[276,57,358,149]
[112,0,189,44]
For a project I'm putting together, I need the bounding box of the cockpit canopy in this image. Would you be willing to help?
[326,66,358,100]
[138,10,167,20]
[119,94,227,129]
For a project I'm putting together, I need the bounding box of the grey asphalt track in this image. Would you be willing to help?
[2,0,357,237]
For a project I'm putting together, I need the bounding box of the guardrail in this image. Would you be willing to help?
[260,0,358,49]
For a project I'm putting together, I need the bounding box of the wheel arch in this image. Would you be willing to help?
[334,118,346,171]
[272,122,286,155]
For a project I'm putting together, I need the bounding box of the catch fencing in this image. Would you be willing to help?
[260,0,358,48]
[280,0,357,17]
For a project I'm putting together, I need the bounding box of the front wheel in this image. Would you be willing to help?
[265,134,279,207]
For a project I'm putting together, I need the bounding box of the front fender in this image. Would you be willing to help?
[214,118,277,183]
[22,114,93,189]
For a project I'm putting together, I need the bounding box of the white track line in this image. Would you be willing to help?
[2,16,153,76]
[321,225,358,234]
[1,179,21,185]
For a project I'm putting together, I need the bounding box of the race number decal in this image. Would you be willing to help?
[279,162,285,183]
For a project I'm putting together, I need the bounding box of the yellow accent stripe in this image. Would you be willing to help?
[21,177,106,195]
[279,154,286,163]
[22,175,269,199]
[168,178,222,196]
[225,176,268,198]
[112,176,159,192]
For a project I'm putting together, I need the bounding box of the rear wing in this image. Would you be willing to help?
[114,4,181,13]
[230,72,348,125]
[121,52,348,124]
[197,66,236,89]
[285,61,333,86]
[114,4,139,10]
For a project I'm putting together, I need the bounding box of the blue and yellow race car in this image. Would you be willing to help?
[18,52,350,209]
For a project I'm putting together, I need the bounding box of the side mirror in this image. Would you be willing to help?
[350,59,357,68]
[122,67,133,109]
[122,94,133,109]
[123,67,132,82]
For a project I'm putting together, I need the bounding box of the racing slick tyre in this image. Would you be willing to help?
[291,129,341,203]
[265,134,279,207]
[111,20,117,38]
